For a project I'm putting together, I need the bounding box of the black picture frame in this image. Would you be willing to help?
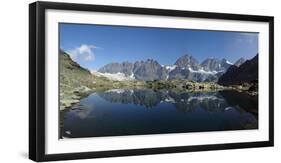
[29,1,274,162]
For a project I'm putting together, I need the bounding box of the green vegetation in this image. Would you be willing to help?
[59,51,95,110]
[91,75,146,92]
[145,79,226,91]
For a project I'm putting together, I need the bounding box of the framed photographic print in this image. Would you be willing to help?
[29,1,274,162]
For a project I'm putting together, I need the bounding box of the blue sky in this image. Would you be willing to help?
[60,23,258,71]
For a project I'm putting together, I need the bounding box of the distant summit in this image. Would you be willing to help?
[98,62,134,76]
[174,54,200,70]
[200,58,232,72]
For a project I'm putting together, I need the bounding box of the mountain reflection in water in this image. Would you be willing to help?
[61,89,258,138]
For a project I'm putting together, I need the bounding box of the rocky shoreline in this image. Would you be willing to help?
[146,80,226,90]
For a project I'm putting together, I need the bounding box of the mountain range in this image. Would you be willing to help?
[98,54,247,82]
[58,48,257,85]
[59,49,258,110]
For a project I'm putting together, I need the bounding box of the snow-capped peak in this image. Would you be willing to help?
[188,67,218,75]
[226,60,233,65]
[165,65,177,71]
[91,70,135,81]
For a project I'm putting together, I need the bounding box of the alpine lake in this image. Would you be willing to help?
[60,88,258,138]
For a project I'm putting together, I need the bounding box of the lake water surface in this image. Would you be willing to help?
[60,89,258,138]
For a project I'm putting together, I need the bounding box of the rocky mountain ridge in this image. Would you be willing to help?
[98,54,246,82]
[218,55,258,86]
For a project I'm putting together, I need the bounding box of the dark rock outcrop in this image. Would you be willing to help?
[218,55,258,86]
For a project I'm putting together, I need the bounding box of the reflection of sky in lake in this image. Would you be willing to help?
[61,89,258,139]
